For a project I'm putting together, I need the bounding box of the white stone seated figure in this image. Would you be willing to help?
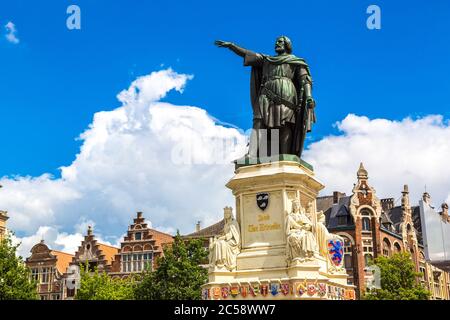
[286,199,318,264]
[209,207,241,271]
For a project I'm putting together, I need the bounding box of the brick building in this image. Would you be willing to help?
[317,163,450,299]
[0,184,8,241]
[69,225,119,273]
[63,225,120,298]
[24,211,173,299]
[25,240,74,300]
[0,210,7,242]
[109,211,174,278]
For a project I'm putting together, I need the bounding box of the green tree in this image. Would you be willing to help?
[0,234,38,300]
[364,252,430,300]
[76,263,136,300]
[134,232,208,300]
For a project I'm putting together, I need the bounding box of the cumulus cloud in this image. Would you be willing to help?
[304,114,450,207]
[5,21,19,44]
[3,67,450,260]
[11,219,120,258]
[1,69,247,257]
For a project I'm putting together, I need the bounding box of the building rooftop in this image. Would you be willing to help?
[50,250,74,274]
[97,243,120,264]
[184,219,225,238]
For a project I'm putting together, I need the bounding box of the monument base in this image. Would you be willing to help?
[202,160,355,300]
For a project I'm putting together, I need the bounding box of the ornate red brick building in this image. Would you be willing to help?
[109,211,174,278]
[0,184,8,241]
[24,211,174,299]
[317,163,450,299]
[25,240,74,300]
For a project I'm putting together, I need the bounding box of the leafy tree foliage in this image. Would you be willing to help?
[134,232,208,300]
[364,252,430,300]
[76,263,136,300]
[0,234,38,300]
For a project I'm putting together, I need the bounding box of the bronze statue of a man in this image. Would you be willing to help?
[215,36,316,158]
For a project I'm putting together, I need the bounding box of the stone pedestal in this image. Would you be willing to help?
[203,159,355,300]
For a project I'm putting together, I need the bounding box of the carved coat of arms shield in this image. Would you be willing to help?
[327,238,344,266]
[270,283,279,296]
[256,192,269,210]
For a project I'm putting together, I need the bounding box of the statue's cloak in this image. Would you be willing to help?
[246,53,315,157]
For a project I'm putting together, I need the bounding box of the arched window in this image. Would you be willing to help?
[394,242,401,253]
[419,251,426,262]
[383,238,391,257]
[341,235,353,270]
[362,217,371,231]
[410,248,415,262]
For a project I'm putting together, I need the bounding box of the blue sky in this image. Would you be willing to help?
[1,0,450,177]
[3,1,450,254]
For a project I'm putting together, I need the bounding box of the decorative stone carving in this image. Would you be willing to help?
[209,207,241,271]
[285,199,318,264]
[305,201,346,273]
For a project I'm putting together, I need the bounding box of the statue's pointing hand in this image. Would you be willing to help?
[215,40,232,48]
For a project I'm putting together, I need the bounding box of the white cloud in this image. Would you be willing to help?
[11,226,82,258]
[304,114,450,207]
[1,69,247,257]
[12,221,119,258]
[4,67,450,260]
[5,21,19,44]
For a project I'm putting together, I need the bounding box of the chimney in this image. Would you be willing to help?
[333,191,341,204]
[333,191,339,204]
[381,198,394,211]
[195,221,201,232]
[87,225,93,236]
[137,211,143,219]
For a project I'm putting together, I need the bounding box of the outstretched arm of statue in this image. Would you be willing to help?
[214,40,249,57]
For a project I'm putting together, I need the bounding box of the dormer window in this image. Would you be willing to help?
[135,232,142,240]
[338,216,347,226]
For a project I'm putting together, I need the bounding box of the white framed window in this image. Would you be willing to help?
[31,268,39,282]
[41,267,50,284]
[362,217,371,231]
[121,251,153,273]
[143,252,153,271]
[362,239,373,254]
